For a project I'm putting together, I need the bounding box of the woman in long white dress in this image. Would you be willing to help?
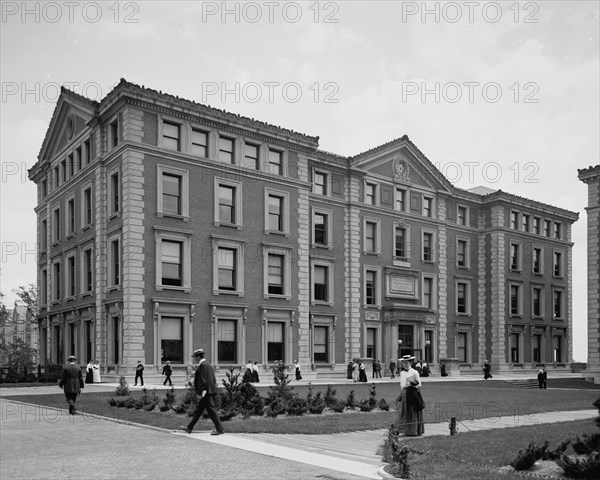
[395,355,425,436]
[92,361,101,383]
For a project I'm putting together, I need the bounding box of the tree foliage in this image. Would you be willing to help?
[0,337,37,377]
[14,284,38,318]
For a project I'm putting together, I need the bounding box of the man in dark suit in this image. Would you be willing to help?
[180,349,224,435]
[59,355,84,415]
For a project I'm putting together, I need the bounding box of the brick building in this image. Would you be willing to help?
[28,79,578,378]
[578,165,600,384]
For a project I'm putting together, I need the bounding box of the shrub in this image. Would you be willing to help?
[286,396,309,416]
[510,442,548,471]
[368,383,378,409]
[266,399,286,417]
[358,399,373,412]
[135,387,159,411]
[265,372,296,407]
[557,451,600,478]
[572,433,600,455]
[378,398,390,411]
[330,399,346,413]
[159,387,176,412]
[544,439,570,460]
[379,424,411,478]
[345,390,357,409]
[219,368,242,412]
[324,385,337,407]
[308,391,326,414]
[594,396,600,429]
[239,379,264,417]
[115,376,130,396]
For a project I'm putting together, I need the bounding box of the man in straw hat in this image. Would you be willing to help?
[180,349,224,435]
[59,355,84,415]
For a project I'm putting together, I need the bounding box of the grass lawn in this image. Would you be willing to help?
[2,378,598,434]
[395,419,598,479]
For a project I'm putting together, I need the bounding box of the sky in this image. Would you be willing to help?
[0,0,598,361]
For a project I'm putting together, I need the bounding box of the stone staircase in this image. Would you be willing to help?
[505,378,540,388]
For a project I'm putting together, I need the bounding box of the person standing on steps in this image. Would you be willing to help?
[294,359,302,381]
[180,348,224,436]
[389,358,397,379]
[59,355,84,415]
[134,360,144,386]
[162,361,173,386]
[92,360,102,383]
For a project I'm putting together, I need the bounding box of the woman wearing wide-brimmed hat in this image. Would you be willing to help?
[395,355,425,436]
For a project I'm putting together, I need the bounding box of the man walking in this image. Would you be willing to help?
[59,355,84,415]
[537,367,547,389]
[180,349,224,435]
[162,361,173,386]
[134,360,144,386]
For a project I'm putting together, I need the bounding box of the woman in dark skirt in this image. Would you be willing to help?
[358,360,368,382]
[395,355,425,436]
[85,361,94,384]
[294,360,302,380]
[251,361,260,383]
[347,361,353,379]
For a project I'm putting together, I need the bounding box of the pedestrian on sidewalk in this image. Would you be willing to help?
[352,360,359,382]
[59,355,84,415]
[162,361,173,386]
[421,362,430,377]
[358,360,367,382]
[85,360,94,384]
[294,360,302,380]
[483,360,493,380]
[180,348,224,436]
[440,362,448,377]
[373,360,382,379]
[537,367,547,389]
[251,361,260,383]
[347,361,353,379]
[395,355,425,436]
[134,360,144,386]
[389,358,397,379]
[92,361,102,383]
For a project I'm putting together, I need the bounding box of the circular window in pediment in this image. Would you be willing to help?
[66,114,75,140]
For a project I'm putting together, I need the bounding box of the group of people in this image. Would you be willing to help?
[243,361,261,383]
[84,360,101,384]
[346,359,368,382]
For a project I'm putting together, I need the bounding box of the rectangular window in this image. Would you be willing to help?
[111,238,120,286]
[510,284,520,315]
[423,197,433,217]
[191,128,208,157]
[395,226,406,258]
[553,290,563,318]
[75,146,82,170]
[41,219,47,250]
[218,136,235,164]
[218,185,235,224]
[61,159,67,182]
[511,211,519,230]
[423,277,433,309]
[268,195,283,232]
[217,247,236,291]
[314,212,327,246]
[533,247,542,274]
[110,172,120,213]
[365,221,376,253]
[84,249,93,292]
[365,270,376,305]
[313,265,328,302]
[553,251,562,277]
[162,121,180,151]
[532,287,542,317]
[161,240,183,286]
[161,317,183,364]
[554,222,562,240]
[41,269,47,305]
[53,262,61,300]
[544,219,551,237]
[366,328,376,359]
[85,321,92,363]
[423,232,433,261]
[365,183,376,205]
[457,206,467,226]
[457,332,467,362]
[69,323,75,358]
[510,244,520,271]
[553,336,562,362]
[267,254,284,295]
[83,188,92,226]
[54,166,60,188]
[396,188,406,211]
[511,333,519,363]
[522,214,530,232]
[110,119,119,148]
[68,153,74,177]
[533,334,542,363]
[41,179,47,198]
[162,173,182,215]
[457,240,467,267]
[533,217,541,235]
[84,139,91,164]
[457,282,467,314]
[53,207,61,242]
[217,320,237,363]
[244,143,260,169]
[268,149,283,175]
[267,323,284,362]
[112,317,120,364]
[67,198,75,235]
[313,171,327,195]
[68,256,76,297]
[313,326,328,363]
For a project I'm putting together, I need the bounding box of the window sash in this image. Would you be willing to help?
[314,213,327,245]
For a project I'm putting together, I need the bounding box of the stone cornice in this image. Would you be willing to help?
[578,164,600,182]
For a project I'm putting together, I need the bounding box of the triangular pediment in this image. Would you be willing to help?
[38,90,96,162]
[351,137,454,193]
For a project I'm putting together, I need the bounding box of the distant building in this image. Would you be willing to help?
[28,79,578,378]
[0,303,38,369]
[578,165,600,384]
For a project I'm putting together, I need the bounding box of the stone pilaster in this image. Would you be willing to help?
[94,129,107,366]
[477,209,486,362]
[121,148,146,368]
[296,166,311,370]
[490,206,506,369]
[345,176,361,362]
[437,198,448,359]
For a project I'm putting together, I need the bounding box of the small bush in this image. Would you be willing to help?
[379,424,411,478]
[572,433,600,455]
[286,397,309,416]
[159,387,176,412]
[308,392,326,414]
[358,399,373,412]
[115,376,130,396]
[510,442,548,471]
[330,399,346,413]
[324,385,337,407]
[345,390,357,409]
[378,398,390,411]
[266,399,286,417]
[368,383,378,409]
[557,451,600,479]
[544,439,570,460]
